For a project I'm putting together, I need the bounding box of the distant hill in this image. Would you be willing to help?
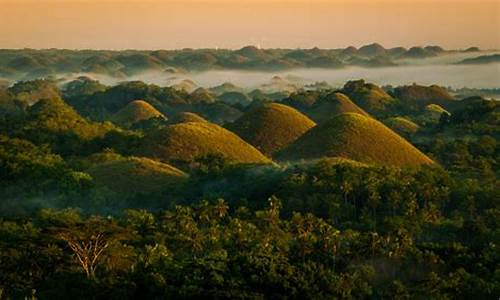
[227,103,316,156]
[209,82,245,95]
[392,84,455,108]
[458,54,500,65]
[218,91,252,106]
[402,47,438,59]
[141,121,271,165]
[189,88,217,104]
[112,100,165,126]
[341,80,396,115]
[0,46,459,78]
[190,102,243,124]
[357,43,387,56]
[277,113,433,167]
[171,79,198,93]
[307,92,369,123]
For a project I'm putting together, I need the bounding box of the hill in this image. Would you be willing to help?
[342,80,396,114]
[458,54,500,65]
[357,43,387,56]
[23,97,113,141]
[392,84,455,108]
[169,112,207,124]
[384,117,420,136]
[171,79,198,93]
[141,121,271,165]
[227,103,316,156]
[307,92,369,123]
[277,113,433,167]
[209,82,244,95]
[112,100,165,126]
[425,104,450,115]
[87,155,187,196]
[189,88,216,104]
[218,91,252,106]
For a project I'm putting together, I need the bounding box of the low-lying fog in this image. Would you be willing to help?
[64,51,500,90]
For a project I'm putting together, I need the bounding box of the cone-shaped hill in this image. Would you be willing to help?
[227,103,316,156]
[169,112,207,124]
[142,121,271,165]
[277,113,433,167]
[307,92,369,123]
[24,97,113,141]
[342,80,396,114]
[392,84,455,108]
[384,117,420,136]
[87,155,187,196]
[112,100,165,126]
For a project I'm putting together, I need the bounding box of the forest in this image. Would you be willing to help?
[0,72,498,299]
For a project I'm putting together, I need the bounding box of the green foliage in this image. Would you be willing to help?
[0,77,497,299]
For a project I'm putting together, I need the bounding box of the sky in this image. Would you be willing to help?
[0,0,499,50]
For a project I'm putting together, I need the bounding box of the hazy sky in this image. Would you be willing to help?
[0,0,499,50]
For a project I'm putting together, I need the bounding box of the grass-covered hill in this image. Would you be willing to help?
[112,100,165,126]
[169,112,207,124]
[87,154,187,197]
[341,80,396,115]
[421,104,450,123]
[391,84,455,108]
[307,92,369,123]
[277,113,433,167]
[227,103,316,156]
[141,121,271,166]
[384,116,420,137]
[21,97,114,144]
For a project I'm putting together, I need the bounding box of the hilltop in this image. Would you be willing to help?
[169,112,207,124]
[277,113,433,167]
[87,155,187,196]
[392,84,455,108]
[307,92,369,123]
[341,80,396,115]
[112,100,165,126]
[141,121,271,165]
[227,103,316,156]
[384,117,420,137]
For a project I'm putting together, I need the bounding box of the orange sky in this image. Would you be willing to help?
[0,0,498,50]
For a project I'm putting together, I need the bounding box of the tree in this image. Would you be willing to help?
[56,217,126,279]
